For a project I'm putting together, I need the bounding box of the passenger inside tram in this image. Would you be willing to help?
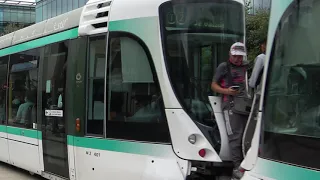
[14,90,36,126]
[8,54,38,128]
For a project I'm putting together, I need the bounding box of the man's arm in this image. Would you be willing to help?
[249,56,264,88]
[211,81,229,95]
[211,63,237,96]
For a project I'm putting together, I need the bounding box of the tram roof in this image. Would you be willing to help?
[0,7,83,50]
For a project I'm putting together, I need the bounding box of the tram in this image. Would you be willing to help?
[0,0,246,179]
[242,0,320,179]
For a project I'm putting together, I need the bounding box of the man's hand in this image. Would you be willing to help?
[226,87,240,96]
[212,82,240,96]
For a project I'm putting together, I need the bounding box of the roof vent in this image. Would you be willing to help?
[79,0,112,36]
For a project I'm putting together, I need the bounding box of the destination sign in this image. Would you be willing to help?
[163,3,244,33]
[165,4,225,30]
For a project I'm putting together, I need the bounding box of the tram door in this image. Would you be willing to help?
[40,42,69,178]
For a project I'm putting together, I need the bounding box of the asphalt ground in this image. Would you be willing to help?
[0,162,44,180]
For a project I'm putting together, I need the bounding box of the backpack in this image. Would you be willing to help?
[226,64,253,115]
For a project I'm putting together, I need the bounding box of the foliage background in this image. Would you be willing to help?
[245,1,270,69]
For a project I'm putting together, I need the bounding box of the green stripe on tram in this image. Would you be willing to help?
[1,128,172,156]
[0,125,6,133]
[7,126,39,139]
[0,125,40,139]
[253,158,320,179]
[0,28,78,57]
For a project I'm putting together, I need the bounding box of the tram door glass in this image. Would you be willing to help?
[0,56,8,125]
[41,41,69,178]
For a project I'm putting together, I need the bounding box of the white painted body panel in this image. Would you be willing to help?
[68,145,77,180]
[109,0,168,21]
[8,139,41,175]
[0,137,9,163]
[0,131,6,138]
[86,0,106,4]
[242,171,275,180]
[166,109,222,162]
[38,139,45,172]
[242,172,263,180]
[140,157,185,180]
[7,133,38,145]
[79,0,109,35]
[0,131,43,174]
[209,96,231,161]
[73,146,187,180]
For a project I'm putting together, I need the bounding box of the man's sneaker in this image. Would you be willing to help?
[232,167,244,180]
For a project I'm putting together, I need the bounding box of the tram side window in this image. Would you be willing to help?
[106,34,170,143]
[0,56,9,125]
[7,49,39,129]
[261,0,320,170]
[86,35,106,136]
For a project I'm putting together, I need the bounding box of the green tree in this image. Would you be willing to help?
[245,1,270,65]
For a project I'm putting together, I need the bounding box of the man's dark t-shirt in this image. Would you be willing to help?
[213,62,247,110]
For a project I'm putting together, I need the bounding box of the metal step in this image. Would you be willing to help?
[42,171,68,180]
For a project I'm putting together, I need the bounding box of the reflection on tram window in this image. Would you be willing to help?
[160,1,244,128]
[86,35,106,136]
[261,0,320,170]
[264,1,320,138]
[0,56,8,125]
[7,49,39,129]
[108,37,162,123]
[106,35,170,142]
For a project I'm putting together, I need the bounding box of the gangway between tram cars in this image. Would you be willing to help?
[0,0,247,179]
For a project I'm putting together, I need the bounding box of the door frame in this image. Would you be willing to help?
[37,43,70,178]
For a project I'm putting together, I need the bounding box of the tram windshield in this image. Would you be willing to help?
[261,0,320,170]
[160,0,244,126]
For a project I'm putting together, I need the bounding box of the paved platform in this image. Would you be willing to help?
[0,162,44,180]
